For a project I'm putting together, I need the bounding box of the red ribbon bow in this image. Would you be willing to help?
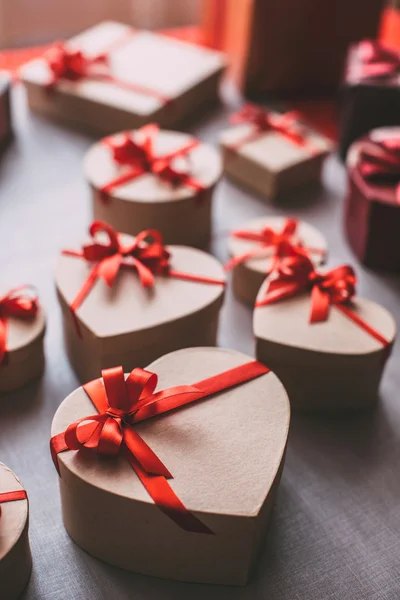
[42,35,171,102]
[99,124,204,201]
[358,138,400,203]
[224,218,326,271]
[62,221,225,337]
[50,360,270,533]
[256,254,389,347]
[0,286,39,366]
[228,104,316,153]
[351,39,400,80]
[0,490,28,517]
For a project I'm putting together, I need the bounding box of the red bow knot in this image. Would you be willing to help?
[230,104,309,149]
[308,265,356,323]
[352,40,400,80]
[358,138,400,203]
[80,221,170,289]
[100,125,203,199]
[0,286,39,365]
[44,43,107,86]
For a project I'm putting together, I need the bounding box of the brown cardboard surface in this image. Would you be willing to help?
[219,121,332,200]
[56,239,225,381]
[228,216,327,305]
[51,347,290,584]
[0,463,32,600]
[254,282,396,410]
[20,22,227,133]
[0,307,45,395]
[84,129,222,246]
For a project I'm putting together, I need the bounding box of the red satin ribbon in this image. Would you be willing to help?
[349,39,400,80]
[62,221,225,337]
[227,104,317,154]
[256,254,390,347]
[99,124,205,202]
[43,39,171,104]
[0,286,39,366]
[50,360,270,533]
[0,490,28,517]
[358,138,400,203]
[224,218,326,271]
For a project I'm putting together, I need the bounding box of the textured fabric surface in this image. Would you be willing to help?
[0,87,399,600]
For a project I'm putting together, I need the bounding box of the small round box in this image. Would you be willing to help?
[227,216,327,305]
[84,128,222,248]
[0,463,32,600]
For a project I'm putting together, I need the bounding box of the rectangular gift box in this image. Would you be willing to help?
[339,41,400,159]
[219,116,332,200]
[0,74,12,152]
[20,21,227,134]
[203,0,383,97]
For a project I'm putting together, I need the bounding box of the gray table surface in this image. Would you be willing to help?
[1,86,400,600]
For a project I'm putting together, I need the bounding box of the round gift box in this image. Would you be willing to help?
[0,304,45,395]
[254,281,396,411]
[55,233,226,384]
[345,127,400,271]
[51,347,290,585]
[84,129,222,248]
[0,463,32,600]
[227,216,328,305]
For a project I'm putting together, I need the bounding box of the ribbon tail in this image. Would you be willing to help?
[131,258,155,288]
[98,254,122,287]
[123,427,172,478]
[309,286,330,323]
[124,448,213,534]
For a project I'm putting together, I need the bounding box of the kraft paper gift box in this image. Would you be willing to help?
[55,222,226,384]
[0,463,32,600]
[84,125,222,247]
[20,21,227,135]
[225,216,328,305]
[339,40,400,160]
[254,255,396,411]
[50,346,290,585]
[0,287,45,395]
[0,74,12,153]
[345,127,400,271]
[219,106,332,201]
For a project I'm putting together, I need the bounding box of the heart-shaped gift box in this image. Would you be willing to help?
[0,463,31,600]
[55,223,225,383]
[84,125,222,248]
[50,347,290,585]
[254,256,396,411]
[0,287,45,395]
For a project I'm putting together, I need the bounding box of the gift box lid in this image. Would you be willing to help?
[20,21,227,116]
[84,128,222,203]
[56,238,225,356]
[0,463,28,560]
[51,347,290,517]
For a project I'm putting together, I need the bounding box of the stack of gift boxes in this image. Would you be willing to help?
[0,17,398,596]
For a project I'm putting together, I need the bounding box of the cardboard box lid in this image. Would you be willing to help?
[220,119,333,172]
[0,463,28,561]
[228,216,327,274]
[51,347,290,517]
[254,283,396,357]
[20,21,227,116]
[84,129,222,203]
[55,239,225,354]
[3,306,45,356]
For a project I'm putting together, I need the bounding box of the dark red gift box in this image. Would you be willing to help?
[339,40,400,160]
[344,127,400,271]
[0,74,12,152]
